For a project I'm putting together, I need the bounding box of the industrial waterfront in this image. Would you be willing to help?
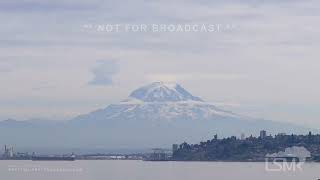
[2,130,320,162]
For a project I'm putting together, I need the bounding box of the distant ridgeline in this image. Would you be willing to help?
[172,132,320,162]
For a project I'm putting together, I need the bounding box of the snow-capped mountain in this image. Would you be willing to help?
[68,82,312,148]
[74,82,239,123]
[0,82,314,150]
[129,82,203,102]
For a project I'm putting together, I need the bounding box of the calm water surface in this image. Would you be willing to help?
[0,160,319,180]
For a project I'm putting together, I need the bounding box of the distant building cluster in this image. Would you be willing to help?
[1,145,30,160]
[240,130,285,140]
[3,145,14,158]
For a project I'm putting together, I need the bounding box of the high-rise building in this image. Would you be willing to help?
[260,130,267,139]
[172,144,178,153]
[240,133,246,140]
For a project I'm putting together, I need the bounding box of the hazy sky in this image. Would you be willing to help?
[0,0,319,127]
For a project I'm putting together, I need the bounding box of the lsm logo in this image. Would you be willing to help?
[265,146,311,172]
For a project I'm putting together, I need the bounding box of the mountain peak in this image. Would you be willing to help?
[129,82,203,102]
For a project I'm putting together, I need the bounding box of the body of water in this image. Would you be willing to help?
[0,160,319,180]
